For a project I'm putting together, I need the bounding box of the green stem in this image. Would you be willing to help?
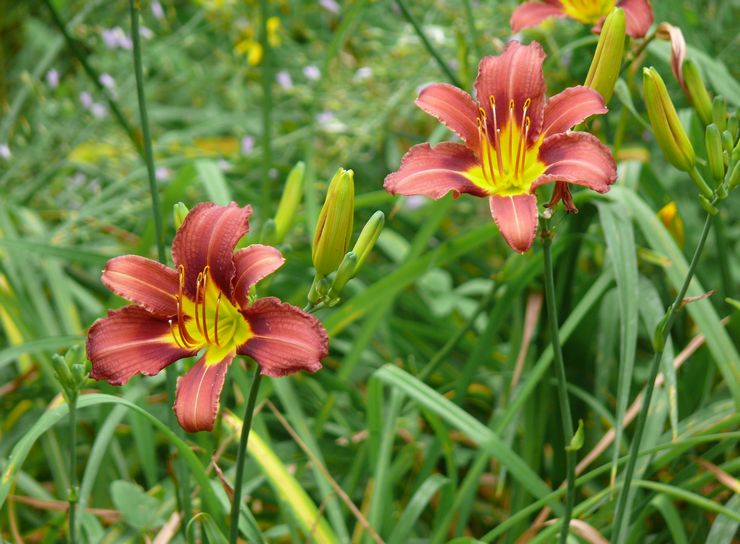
[130,0,166,264]
[461,0,483,59]
[43,0,141,154]
[541,216,576,544]
[259,0,274,218]
[229,369,263,544]
[713,213,733,301]
[610,212,713,544]
[395,0,463,88]
[67,399,77,544]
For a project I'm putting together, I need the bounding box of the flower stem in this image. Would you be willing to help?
[610,212,713,544]
[395,0,462,88]
[229,368,263,544]
[259,0,274,218]
[541,216,576,544]
[67,400,78,544]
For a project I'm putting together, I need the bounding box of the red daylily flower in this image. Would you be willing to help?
[384,41,617,253]
[87,202,328,432]
[511,0,653,38]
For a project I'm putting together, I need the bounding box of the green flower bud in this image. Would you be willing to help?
[705,124,725,182]
[351,211,385,274]
[698,195,718,215]
[727,114,738,141]
[274,161,305,243]
[682,60,713,126]
[52,345,88,404]
[173,202,189,230]
[584,8,626,104]
[712,96,727,132]
[327,251,358,306]
[729,162,740,191]
[259,218,277,245]
[643,67,696,172]
[722,130,733,156]
[312,167,355,277]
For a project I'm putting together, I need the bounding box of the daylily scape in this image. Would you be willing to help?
[384,41,617,253]
[87,202,328,432]
[511,0,653,38]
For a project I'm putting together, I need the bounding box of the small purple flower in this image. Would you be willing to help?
[100,73,116,89]
[80,92,93,109]
[217,159,232,172]
[91,103,108,119]
[303,65,321,81]
[317,111,336,125]
[46,69,60,89]
[276,71,293,90]
[0,144,11,160]
[151,1,165,20]
[140,26,154,39]
[241,136,255,155]
[319,0,341,14]
[102,27,132,50]
[269,168,278,179]
[354,67,373,81]
[156,167,172,181]
[404,195,428,210]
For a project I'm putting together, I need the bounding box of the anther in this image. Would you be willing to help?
[213,293,222,346]
[201,268,211,344]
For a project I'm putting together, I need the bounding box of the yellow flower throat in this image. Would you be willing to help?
[466,96,546,197]
[561,0,616,24]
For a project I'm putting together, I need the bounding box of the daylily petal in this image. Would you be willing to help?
[542,86,607,136]
[546,181,578,213]
[535,132,617,193]
[171,202,252,299]
[87,306,196,385]
[416,83,481,150]
[232,244,286,308]
[474,41,547,140]
[174,353,234,433]
[656,22,686,87]
[616,0,653,38]
[510,1,566,33]
[384,142,488,199]
[239,297,328,377]
[101,255,179,317]
[489,194,539,253]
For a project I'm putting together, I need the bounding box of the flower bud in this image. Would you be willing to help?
[173,202,189,230]
[727,114,738,141]
[712,96,727,131]
[312,167,355,277]
[643,67,696,172]
[705,124,725,182]
[259,218,277,245]
[351,211,385,273]
[682,60,713,126]
[327,251,358,306]
[729,162,740,191]
[698,195,718,215]
[52,345,88,404]
[584,8,625,104]
[274,161,305,243]
[722,130,733,156]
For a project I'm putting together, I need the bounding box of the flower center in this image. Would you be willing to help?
[169,265,251,364]
[560,0,616,24]
[466,96,546,197]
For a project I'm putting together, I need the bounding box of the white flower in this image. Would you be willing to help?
[303,65,321,81]
[276,71,293,89]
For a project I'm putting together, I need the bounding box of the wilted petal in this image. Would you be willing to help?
[656,22,686,87]
[510,1,566,33]
[474,41,547,140]
[101,255,179,317]
[546,181,578,213]
[542,86,607,136]
[384,142,488,199]
[171,202,252,299]
[535,132,617,193]
[489,194,539,253]
[87,306,196,385]
[239,298,328,377]
[617,0,653,38]
[232,244,286,308]
[416,83,480,149]
[174,353,234,432]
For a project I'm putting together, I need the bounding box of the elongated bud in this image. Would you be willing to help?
[727,114,738,141]
[729,162,740,191]
[721,130,733,156]
[52,345,88,404]
[173,202,189,229]
[312,167,355,277]
[643,67,695,172]
[327,252,358,306]
[682,60,713,126]
[274,161,305,243]
[584,8,625,104]
[259,218,277,245]
[351,211,385,273]
[705,124,725,182]
[698,195,718,215]
[712,96,727,131]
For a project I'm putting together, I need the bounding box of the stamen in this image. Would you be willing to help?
[489,96,504,175]
[201,267,211,344]
[175,296,197,347]
[515,100,532,178]
[508,99,515,166]
[213,292,222,346]
[478,107,497,184]
[517,117,532,177]
[169,318,186,348]
[194,272,204,334]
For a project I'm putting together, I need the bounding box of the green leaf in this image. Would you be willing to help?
[188,513,229,544]
[707,494,740,543]
[110,480,160,531]
[195,159,232,205]
[566,419,585,452]
[651,495,689,544]
[387,474,450,544]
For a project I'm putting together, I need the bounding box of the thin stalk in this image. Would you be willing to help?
[67,400,78,544]
[713,214,733,301]
[541,216,576,544]
[461,0,483,59]
[395,0,463,88]
[610,212,713,544]
[229,369,263,544]
[130,0,166,263]
[43,0,141,154]
[259,0,274,218]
